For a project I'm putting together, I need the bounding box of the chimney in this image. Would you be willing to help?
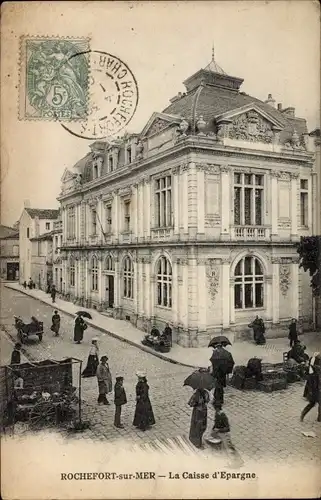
[277,103,282,111]
[282,107,295,117]
[265,93,276,108]
[24,199,31,208]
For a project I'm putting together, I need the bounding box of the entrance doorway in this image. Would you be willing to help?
[105,275,114,308]
[7,262,19,281]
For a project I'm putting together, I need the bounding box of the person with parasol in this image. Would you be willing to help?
[73,312,90,344]
[208,336,235,407]
[184,368,213,449]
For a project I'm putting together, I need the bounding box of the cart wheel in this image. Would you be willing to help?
[29,402,56,429]
[38,334,43,342]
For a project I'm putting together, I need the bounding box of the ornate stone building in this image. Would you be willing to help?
[58,55,315,346]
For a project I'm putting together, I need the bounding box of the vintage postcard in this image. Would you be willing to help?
[1,1,320,499]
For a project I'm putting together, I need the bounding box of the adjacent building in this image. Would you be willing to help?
[52,215,63,293]
[30,231,54,290]
[19,204,60,284]
[58,54,315,346]
[0,225,19,281]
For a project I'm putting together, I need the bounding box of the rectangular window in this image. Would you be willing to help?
[67,207,76,238]
[109,156,114,172]
[27,228,30,238]
[233,173,264,226]
[70,264,75,287]
[155,175,172,227]
[55,236,58,253]
[91,209,97,235]
[127,147,132,164]
[300,179,309,227]
[45,222,50,231]
[124,201,131,231]
[106,205,112,233]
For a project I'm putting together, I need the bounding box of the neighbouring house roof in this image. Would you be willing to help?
[30,231,53,242]
[0,225,19,239]
[25,208,60,220]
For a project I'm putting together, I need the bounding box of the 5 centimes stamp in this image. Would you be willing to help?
[61,50,139,140]
[19,36,90,121]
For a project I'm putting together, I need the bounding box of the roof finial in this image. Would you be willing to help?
[212,43,215,62]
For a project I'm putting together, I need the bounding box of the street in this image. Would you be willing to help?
[1,284,320,466]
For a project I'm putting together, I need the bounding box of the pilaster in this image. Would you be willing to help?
[197,260,206,329]
[291,262,299,319]
[187,250,198,327]
[180,164,189,234]
[196,167,205,234]
[114,191,120,243]
[172,168,180,235]
[143,178,151,240]
[270,172,278,239]
[221,259,230,328]
[220,166,230,240]
[290,173,299,240]
[272,260,280,323]
[172,260,179,325]
[187,162,197,238]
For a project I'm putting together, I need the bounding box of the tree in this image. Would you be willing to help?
[297,236,321,296]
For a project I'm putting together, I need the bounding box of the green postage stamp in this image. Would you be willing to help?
[19,36,90,120]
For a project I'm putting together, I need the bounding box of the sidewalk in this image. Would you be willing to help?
[4,282,321,368]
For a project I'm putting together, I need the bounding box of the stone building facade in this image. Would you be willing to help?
[58,56,315,346]
[0,225,19,281]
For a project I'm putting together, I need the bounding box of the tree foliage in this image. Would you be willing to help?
[297,236,321,296]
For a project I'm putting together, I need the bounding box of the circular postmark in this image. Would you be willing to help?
[61,50,139,140]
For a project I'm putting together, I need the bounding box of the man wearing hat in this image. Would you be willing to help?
[114,376,127,428]
[96,356,112,405]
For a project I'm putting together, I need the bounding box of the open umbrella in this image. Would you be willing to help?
[183,369,215,390]
[210,348,235,376]
[208,335,232,348]
[76,311,92,319]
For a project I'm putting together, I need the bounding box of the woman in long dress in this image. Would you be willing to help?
[73,316,87,344]
[51,310,61,336]
[82,338,99,377]
[188,388,210,449]
[301,353,320,420]
[96,355,112,405]
[133,372,155,431]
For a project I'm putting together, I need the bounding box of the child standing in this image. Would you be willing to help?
[114,376,127,428]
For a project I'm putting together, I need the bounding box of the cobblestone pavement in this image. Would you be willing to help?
[1,284,320,466]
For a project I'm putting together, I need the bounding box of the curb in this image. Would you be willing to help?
[4,284,198,370]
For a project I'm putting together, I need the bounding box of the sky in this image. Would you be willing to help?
[1,0,320,226]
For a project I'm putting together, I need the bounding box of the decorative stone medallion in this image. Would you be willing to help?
[279,265,291,295]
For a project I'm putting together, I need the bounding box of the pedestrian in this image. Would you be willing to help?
[288,318,298,347]
[188,388,210,449]
[82,338,99,377]
[51,310,61,336]
[133,371,155,431]
[163,323,173,347]
[51,284,56,303]
[28,278,33,290]
[210,344,234,407]
[248,316,266,345]
[96,356,112,405]
[22,281,27,289]
[301,352,320,421]
[10,343,21,365]
[114,376,127,428]
[73,315,87,344]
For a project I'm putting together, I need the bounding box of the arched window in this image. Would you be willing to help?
[156,256,172,308]
[91,256,99,291]
[123,256,133,299]
[105,255,114,272]
[234,256,264,309]
[69,260,75,287]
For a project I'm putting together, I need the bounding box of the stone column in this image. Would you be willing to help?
[138,182,144,240]
[290,172,299,240]
[143,178,151,240]
[229,276,235,325]
[144,259,151,319]
[308,175,313,230]
[180,164,189,235]
[131,185,138,241]
[98,257,103,306]
[220,166,230,240]
[291,261,299,319]
[114,257,121,318]
[114,191,120,243]
[221,259,230,329]
[272,259,280,323]
[197,259,207,331]
[270,171,278,239]
[187,162,198,239]
[196,165,205,234]
[172,167,180,236]
[172,259,179,326]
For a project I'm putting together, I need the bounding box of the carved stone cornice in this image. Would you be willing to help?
[118,187,132,198]
[171,166,180,176]
[220,165,231,173]
[196,163,220,174]
[177,258,188,266]
[290,171,300,180]
[181,163,190,172]
[272,257,298,264]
